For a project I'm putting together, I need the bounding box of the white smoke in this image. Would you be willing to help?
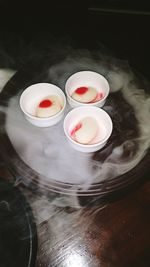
[2,48,150,192]
[1,50,150,267]
[0,69,16,92]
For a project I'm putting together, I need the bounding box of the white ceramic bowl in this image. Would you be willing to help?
[63,106,113,153]
[20,83,66,127]
[65,71,110,108]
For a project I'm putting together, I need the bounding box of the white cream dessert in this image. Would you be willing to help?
[71,117,98,144]
[71,86,98,103]
[36,95,62,118]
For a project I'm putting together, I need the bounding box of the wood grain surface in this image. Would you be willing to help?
[0,165,149,267]
[35,179,150,267]
[0,44,149,267]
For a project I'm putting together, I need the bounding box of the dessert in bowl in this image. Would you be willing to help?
[65,71,110,108]
[20,83,66,127]
[63,106,113,153]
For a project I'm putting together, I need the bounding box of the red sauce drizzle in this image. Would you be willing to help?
[39,99,52,108]
[70,123,82,136]
[97,92,104,100]
[75,87,88,95]
[90,92,104,103]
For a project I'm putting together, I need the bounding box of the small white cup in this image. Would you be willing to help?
[65,71,110,108]
[63,106,113,153]
[20,83,66,127]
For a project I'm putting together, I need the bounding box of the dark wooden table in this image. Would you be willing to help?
[1,167,149,267]
[0,2,150,265]
[33,179,150,267]
[0,43,149,267]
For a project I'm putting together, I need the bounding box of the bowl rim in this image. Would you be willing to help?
[65,70,110,106]
[19,82,66,121]
[63,106,113,148]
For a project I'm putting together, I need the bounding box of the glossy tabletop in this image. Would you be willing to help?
[0,18,150,264]
[0,167,149,267]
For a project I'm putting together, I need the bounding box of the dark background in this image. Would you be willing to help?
[0,0,150,78]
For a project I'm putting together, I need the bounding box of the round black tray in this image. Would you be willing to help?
[0,51,150,197]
